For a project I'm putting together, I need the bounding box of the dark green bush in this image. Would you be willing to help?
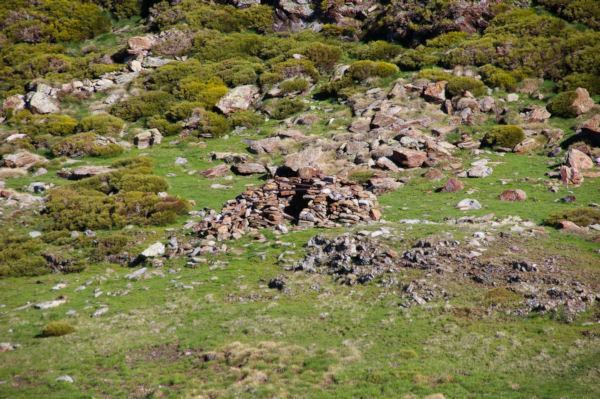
[482,125,526,148]
[90,233,130,259]
[197,111,230,137]
[304,43,342,71]
[547,91,578,118]
[446,76,486,97]
[346,41,402,61]
[0,235,47,277]
[396,47,439,70]
[146,117,182,136]
[79,114,124,135]
[110,174,169,193]
[267,98,305,119]
[544,207,600,227]
[109,91,175,122]
[42,321,75,337]
[559,73,600,95]
[271,59,320,83]
[44,188,190,230]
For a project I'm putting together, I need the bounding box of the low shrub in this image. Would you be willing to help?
[348,60,398,80]
[559,73,600,95]
[396,47,439,70]
[304,43,342,71]
[279,78,309,94]
[38,115,78,136]
[79,114,125,135]
[446,76,486,97]
[544,207,600,227]
[51,133,123,158]
[547,91,578,118]
[109,91,175,122]
[42,321,75,337]
[146,116,182,136]
[271,59,320,83]
[0,235,47,277]
[174,77,228,108]
[267,98,305,119]
[198,111,230,137]
[229,110,263,128]
[482,125,525,148]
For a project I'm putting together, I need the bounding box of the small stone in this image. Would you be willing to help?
[91,307,109,318]
[174,157,188,166]
[55,375,74,383]
[29,231,42,238]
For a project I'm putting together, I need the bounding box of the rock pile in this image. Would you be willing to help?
[193,176,380,240]
[293,232,397,285]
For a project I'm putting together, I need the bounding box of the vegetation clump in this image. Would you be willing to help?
[545,207,600,227]
[547,91,579,118]
[51,133,124,158]
[42,321,75,337]
[482,125,525,148]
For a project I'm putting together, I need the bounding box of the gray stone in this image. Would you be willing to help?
[55,375,74,383]
[215,85,260,116]
[456,198,482,210]
[26,92,59,114]
[141,242,165,257]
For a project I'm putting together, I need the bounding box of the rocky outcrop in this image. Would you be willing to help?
[566,148,594,170]
[2,151,46,169]
[282,147,323,174]
[232,162,267,175]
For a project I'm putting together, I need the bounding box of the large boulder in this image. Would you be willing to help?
[580,114,600,145]
[248,137,280,154]
[283,147,322,173]
[566,148,594,170]
[26,92,59,114]
[233,163,267,175]
[215,85,260,116]
[572,88,595,115]
[391,148,426,168]
[441,177,463,192]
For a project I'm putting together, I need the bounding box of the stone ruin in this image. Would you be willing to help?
[193,176,381,240]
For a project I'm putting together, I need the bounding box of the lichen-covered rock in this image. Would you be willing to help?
[215,85,260,116]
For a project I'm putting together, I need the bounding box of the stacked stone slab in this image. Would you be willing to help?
[193,176,380,240]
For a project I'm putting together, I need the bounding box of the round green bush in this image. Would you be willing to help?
[42,321,75,337]
[547,91,579,118]
[482,125,526,148]
[446,76,486,97]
